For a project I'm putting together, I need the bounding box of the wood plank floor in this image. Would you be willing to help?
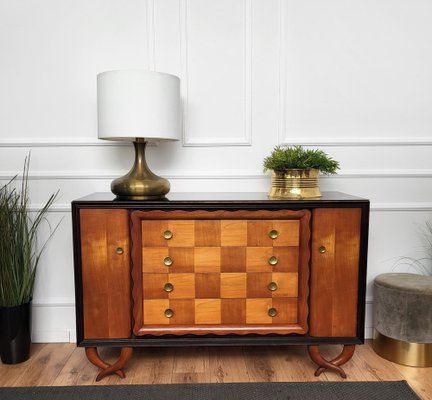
[0,340,430,399]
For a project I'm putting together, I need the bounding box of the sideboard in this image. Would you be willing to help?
[72,192,369,381]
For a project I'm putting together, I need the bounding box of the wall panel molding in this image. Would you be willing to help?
[277,1,432,148]
[23,202,432,213]
[2,138,432,148]
[180,0,253,146]
[146,0,156,71]
[3,170,432,180]
[0,139,129,147]
[278,138,432,147]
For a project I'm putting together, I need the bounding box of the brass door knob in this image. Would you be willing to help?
[164,283,174,292]
[267,282,278,292]
[164,309,174,318]
[268,308,278,317]
[268,229,279,239]
[115,247,124,255]
[268,256,278,266]
[319,246,327,254]
[163,230,173,240]
[163,256,173,266]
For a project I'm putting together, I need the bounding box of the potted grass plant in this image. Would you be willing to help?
[0,155,59,364]
[263,145,340,199]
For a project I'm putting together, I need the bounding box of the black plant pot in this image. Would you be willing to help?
[0,302,31,364]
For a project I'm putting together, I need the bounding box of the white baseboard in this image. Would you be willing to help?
[30,301,375,343]
[32,330,72,343]
[31,302,76,343]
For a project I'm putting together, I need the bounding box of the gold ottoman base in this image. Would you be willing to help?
[373,330,432,367]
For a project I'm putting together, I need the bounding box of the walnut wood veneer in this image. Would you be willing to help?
[72,192,369,381]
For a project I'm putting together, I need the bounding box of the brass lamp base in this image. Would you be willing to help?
[111,139,170,200]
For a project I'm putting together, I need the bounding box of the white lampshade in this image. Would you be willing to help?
[97,70,181,141]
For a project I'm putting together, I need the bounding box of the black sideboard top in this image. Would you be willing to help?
[72,191,369,210]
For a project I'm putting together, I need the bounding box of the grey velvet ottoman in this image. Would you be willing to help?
[373,272,432,366]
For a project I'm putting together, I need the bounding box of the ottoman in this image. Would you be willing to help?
[373,273,432,366]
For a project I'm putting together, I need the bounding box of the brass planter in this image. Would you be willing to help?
[268,169,322,199]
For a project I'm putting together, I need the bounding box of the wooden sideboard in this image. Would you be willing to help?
[72,192,369,381]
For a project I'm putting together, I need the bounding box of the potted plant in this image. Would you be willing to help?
[0,155,59,364]
[263,145,339,199]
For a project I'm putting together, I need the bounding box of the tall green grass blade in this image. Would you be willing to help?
[0,154,60,307]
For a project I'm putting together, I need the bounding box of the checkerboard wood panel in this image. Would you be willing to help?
[132,210,310,336]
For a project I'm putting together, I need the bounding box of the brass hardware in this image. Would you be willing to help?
[163,256,173,266]
[164,309,174,318]
[268,229,279,239]
[268,308,278,317]
[268,282,278,291]
[110,139,170,200]
[163,230,173,240]
[268,168,322,199]
[319,246,327,254]
[268,256,278,266]
[115,247,124,255]
[373,330,432,367]
[163,283,174,293]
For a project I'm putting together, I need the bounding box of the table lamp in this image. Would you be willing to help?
[97,70,181,200]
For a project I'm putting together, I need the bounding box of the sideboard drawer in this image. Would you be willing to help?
[143,298,299,326]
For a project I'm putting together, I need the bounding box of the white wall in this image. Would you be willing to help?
[1,0,431,342]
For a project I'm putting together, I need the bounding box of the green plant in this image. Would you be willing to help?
[394,221,432,276]
[263,145,340,174]
[0,155,60,307]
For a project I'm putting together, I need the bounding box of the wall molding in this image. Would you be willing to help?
[31,302,75,343]
[371,203,432,212]
[3,170,432,180]
[277,0,288,145]
[146,0,156,71]
[27,202,432,213]
[30,300,374,342]
[276,2,432,148]
[278,138,432,147]
[32,301,75,307]
[0,139,130,147]
[180,0,253,146]
[2,137,432,148]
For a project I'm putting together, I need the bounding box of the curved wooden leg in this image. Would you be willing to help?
[85,347,133,381]
[307,345,355,378]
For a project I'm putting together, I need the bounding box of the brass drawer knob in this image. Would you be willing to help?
[319,246,327,254]
[115,247,124,255]
[163,256,173,266]
[164,309,174,318]
[268,308,278,317]
[268,256,278,266]
[164,283,174,293]
[163,230,173,240]
[267,282,278,291]
[268,229,279,239]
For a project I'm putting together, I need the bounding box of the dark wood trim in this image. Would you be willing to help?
[356,201,370,341]
[72,202,85,345]
[79,336,363,348]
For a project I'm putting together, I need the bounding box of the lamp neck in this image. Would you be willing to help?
[132,139,155,178]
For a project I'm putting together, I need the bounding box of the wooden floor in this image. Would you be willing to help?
[0,340,430,399]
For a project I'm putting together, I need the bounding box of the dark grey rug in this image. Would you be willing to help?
[0,381,420,400]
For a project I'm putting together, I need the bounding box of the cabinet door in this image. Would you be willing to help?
[309,208,361,337]
[80,209,131,339]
